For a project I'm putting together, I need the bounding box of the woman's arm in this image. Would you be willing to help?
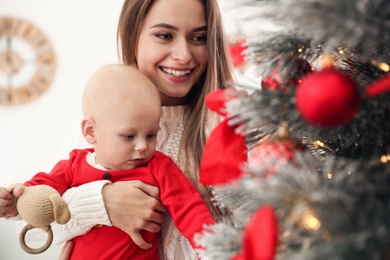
[58,241,74,260]
[102,180,166,249]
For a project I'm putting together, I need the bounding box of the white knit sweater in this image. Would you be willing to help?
[156,106,197,260]
[22,105,197,259]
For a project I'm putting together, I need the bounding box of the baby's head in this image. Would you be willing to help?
[81,64,161,170]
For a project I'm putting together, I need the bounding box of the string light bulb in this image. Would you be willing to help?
[378,62,389,72]
[302,211,321,231]
[371,61,390,72]
[379,154,390,164]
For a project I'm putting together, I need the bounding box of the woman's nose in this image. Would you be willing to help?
[172,38,192,64]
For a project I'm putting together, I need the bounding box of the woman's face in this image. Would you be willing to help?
[136,0,208,106]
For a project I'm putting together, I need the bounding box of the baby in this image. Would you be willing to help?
[5,65,214,259]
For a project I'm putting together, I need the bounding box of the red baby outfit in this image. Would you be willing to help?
[26,149,214,260]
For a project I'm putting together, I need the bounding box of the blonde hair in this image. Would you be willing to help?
[117,0,235,220]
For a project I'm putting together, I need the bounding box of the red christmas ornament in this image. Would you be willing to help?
[229,40,248,68]
[262,58,313,91]
[250,137,304,164]
[261,69,285,91]
[366,73,390,98]
[295,67,360,127]
[231,206,279,260]
[249,126,305,177]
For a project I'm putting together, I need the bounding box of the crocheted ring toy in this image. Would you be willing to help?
[6,183,71,254]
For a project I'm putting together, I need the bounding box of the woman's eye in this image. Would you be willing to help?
[193,35,207,44]
[155,33,172,40]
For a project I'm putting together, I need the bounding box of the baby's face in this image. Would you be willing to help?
[83,65,162,170]
[93,95,161,171]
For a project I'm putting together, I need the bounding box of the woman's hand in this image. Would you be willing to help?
[102,180,166,250]
[0,186,23,218]
[58,241,74,260]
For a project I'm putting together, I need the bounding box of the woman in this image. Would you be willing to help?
[3,0,235,259]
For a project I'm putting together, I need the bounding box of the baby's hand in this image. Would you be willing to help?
[0,186,23,218]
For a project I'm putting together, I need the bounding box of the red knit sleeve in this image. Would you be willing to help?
[24,149,79,194]
[152,152,215,250]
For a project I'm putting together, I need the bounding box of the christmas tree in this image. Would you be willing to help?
[196,0,390,259]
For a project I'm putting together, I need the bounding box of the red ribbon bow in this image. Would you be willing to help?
[199,89,247,185]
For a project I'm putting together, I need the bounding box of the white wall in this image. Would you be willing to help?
[0,0,124,259]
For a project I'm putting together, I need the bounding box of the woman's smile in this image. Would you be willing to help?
[160,66,193,83]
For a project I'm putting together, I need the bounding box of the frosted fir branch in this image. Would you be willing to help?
[226,89,286,134]
[225,88,319,147]
[222,0,390,60]
[338,58,388,87]
[207,137,390,259]
[195,223,242,260]
[225,73,390,160]
[247,33,320,79]
[278,157,390,259]
[212,177,268,221]
[210,151,322,220]
[206,150,390,259]
[247,33,314,64]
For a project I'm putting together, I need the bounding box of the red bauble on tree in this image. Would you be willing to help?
[262,58,314,92]
[250,136,305,164]
[295,67,360,127]
[366,73,390,98]
[229,39,248,68]
[249,125,305,177]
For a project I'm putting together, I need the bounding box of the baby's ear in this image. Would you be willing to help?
[81,118,96,144]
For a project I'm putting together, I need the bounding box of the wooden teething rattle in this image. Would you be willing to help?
[6,184,71,254]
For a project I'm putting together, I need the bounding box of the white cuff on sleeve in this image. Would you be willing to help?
[22,180,112,245]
